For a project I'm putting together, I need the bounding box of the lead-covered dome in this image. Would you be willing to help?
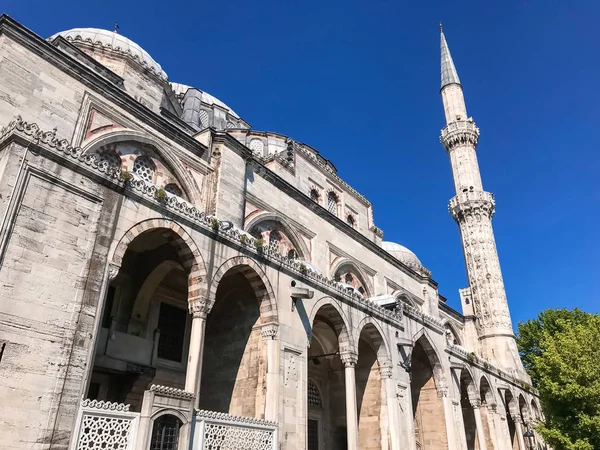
[49,28,167,80]
[382,241,422,267]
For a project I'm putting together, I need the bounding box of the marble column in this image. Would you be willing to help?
[341,351,359,450]
[471,398,488,450]
[514,417,527,450]
[185,297,208,408]
[380,362,401,450]
[261,323,279,422]
[439,385,459,450]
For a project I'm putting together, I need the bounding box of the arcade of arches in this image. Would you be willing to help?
[84,225,540,450]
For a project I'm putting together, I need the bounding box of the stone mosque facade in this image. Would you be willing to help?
[0,14,545,450]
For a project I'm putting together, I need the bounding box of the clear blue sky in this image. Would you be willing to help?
[4,0,599,327]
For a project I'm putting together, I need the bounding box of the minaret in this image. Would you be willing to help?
[439,25,523,371]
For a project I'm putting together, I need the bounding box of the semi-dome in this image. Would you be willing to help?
[382,241,422,267]
[49,28,167,80]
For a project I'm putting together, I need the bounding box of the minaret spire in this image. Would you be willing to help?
[439,27,524,372]
[440,26,461,90]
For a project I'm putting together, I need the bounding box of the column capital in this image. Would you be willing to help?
[260,323,279,339]
[340,351,358,368]
[379,361,394,379]
[469,398,482,409]
[188,297,209,319]
[108,263,120,281]
[436,385,449,398]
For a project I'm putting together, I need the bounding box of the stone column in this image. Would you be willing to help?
[261,323,279,422]
[185,297,208,408]
[471,398,488,450]
[341,351,359,450]
[380,362,401,450]
[438,385,460,450]
[485,403,502,450]
[514,417,527,450]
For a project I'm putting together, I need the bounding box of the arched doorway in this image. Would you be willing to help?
[460,369,477,450]
[410,336,447,450]
[356,323,388,450]
[308,303,352,450]
[88,227,199,411]
[198,263,272,418]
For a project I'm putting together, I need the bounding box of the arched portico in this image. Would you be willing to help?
[459,368,478,450]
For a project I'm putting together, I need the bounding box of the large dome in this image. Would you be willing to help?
[382,241,422,267]
[49,28,167,80]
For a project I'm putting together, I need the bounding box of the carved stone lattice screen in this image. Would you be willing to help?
[71,400,140,450]
[195,410,277,450]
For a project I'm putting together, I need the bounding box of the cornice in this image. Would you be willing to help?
[0,14,207,158]
[439,301,465,323]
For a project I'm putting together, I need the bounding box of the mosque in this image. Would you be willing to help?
[0,14,545,450]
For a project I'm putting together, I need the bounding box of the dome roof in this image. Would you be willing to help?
[49,28,167,80]
[170,82,240,119]
[382,241,422,267]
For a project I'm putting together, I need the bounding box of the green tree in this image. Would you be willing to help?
[517,308,600,450]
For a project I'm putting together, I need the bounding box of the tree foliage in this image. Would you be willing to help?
[517,308,600,450]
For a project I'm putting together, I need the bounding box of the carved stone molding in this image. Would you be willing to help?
[436,385,449,398]
[260,323,279,339]
[469,398,482,409]
[449,191,495,222]
[440,120,480,152]
[81,398,130,412]
[196,409,277,427]
[149,384,195,400]
[340,351,358,368]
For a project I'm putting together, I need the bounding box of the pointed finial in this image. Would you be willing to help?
[113,23,119,33]
[439,22,443,32]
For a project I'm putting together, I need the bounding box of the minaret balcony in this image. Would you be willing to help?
[440,120,480,151]
[449,190,495,220]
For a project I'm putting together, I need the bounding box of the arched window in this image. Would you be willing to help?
[307,380,323,408]
[269,230,282,248]
[150,414,182,450]
[93,147,121,172]
[327,191,338,216]
[358,287,365,295]
[345,273,354,284]
[346,214,355,228]
[164,183,182,197]
[310,188,320,202]
[287,249,298,260]
[133,155,156,183]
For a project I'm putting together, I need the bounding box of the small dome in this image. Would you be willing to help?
[49,28,167,80]
[382,241,422,267]
[170,83,240,119]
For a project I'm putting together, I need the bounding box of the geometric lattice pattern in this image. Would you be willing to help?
[76,414,133,450]
[199,110,209,129]
[307,380,322,408]
[203,423,274,450]
[327,191,338,216]
[94,147,121,171]
[249,138,264,156]
[133,155,155,182]
[164,183,182,197]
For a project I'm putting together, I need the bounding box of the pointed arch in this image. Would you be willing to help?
[309,297,354,353]
[479,375,496,406]
[442,320,462,346]
[82,128,202,204]
[460,366,478,400]
[355,317,391,364]
[207,256,277,324]
[244,212,310,260]
[412,331,446,388]
[111,218,208,303]
[330,258,373,297]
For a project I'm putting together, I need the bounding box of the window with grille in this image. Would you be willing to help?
[164,183,182,197]
[157,303,187,362]
[287,249,298,260]
[269,230,281,247]
[133,155,156,182]
[150,415,182,450]
[308,419,319,450]
[308,380,322,408]
[327,192,338,216]
[93,148,121,171]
